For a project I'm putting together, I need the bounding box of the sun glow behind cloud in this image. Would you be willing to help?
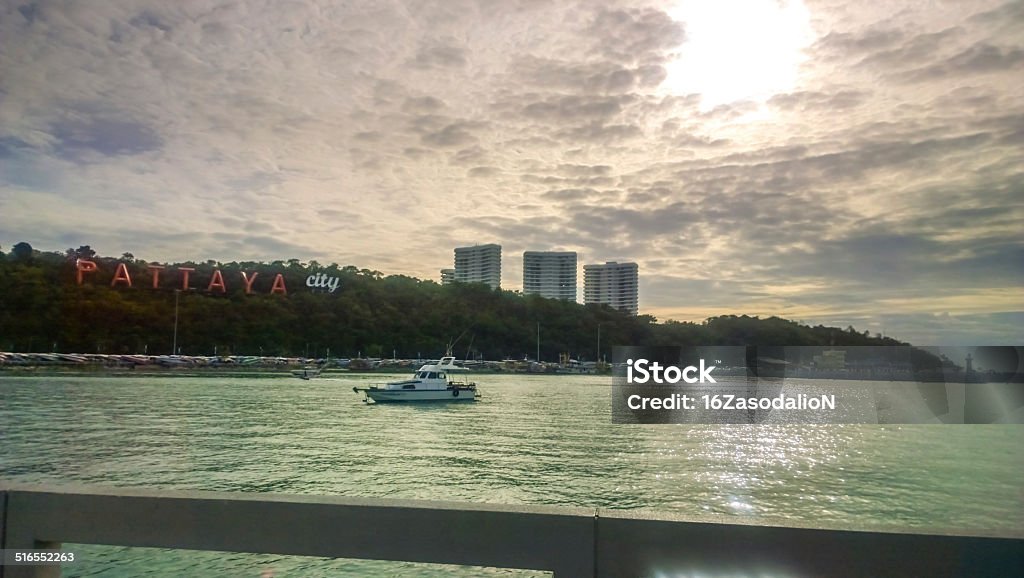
[663,0,815,109]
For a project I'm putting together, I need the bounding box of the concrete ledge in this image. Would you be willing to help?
[595,509,1024,577]
[2,485,593,576]
[2,483,1022,578]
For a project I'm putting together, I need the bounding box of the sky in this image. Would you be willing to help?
[1,0,1022,345]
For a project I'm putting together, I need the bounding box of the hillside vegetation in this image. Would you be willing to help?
[0,243,905,359]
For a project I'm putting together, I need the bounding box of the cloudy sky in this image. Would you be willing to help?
[1,0,1022,344]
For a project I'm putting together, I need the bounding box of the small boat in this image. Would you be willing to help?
[291,354,334,379]
[353,356,479,403]
[291,365,324,380]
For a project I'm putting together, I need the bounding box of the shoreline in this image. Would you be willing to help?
[2,366,1016,384]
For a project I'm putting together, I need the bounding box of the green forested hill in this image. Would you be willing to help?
[0,243,905,359]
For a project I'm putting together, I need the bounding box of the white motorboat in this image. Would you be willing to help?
[353,356,479,403]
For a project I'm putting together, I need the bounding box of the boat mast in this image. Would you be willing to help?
[447,327,470,357]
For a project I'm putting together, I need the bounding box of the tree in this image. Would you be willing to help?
[12,241,33,261]
[63,245,97,260]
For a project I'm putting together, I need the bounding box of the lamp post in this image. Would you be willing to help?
[536,322,540,363]
[172,289,180,355]
[597,323,601,364]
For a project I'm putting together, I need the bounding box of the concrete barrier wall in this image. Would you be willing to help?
[1,484,1021,578]
[595,509,1023,577]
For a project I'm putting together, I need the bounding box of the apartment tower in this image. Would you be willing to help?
[583,261,638,315]
[453,244,502,289]
[522,251,577,301]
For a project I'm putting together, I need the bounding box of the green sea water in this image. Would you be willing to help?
[1,373,1021,576]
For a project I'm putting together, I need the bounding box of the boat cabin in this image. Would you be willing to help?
[383,356,470,390]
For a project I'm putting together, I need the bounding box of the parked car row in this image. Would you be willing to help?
[0,352,335,368]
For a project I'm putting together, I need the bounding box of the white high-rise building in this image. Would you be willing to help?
[523,251,577,301]
[453,244,501,289]
[440,268,455,285]
[584,261,638,315]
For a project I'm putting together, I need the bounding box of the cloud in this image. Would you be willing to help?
[449,145,489,166]
[0,136,31,159]
[412,38,468,69]
[402,96,447,113]
[468,166,500,177]
[554,164,613,178]
[903,43,1024,82]
[553,121,642,143]
[512,56,667,94]
[768,90,868,112]
[420,121,483,148]
[0,0,1021,344]
[52,116,163,160]
[520,95,631,122]
[587,7,686,64]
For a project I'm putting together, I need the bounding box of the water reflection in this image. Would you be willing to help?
[1,374,1021,531]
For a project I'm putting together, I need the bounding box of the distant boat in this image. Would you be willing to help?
[352,356,479,403]
[156,355,189,367]
[291,365,323,380]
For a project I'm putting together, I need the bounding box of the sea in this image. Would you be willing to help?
[1,373,1021,577]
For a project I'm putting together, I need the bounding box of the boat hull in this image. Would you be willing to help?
[360,387,478,403]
